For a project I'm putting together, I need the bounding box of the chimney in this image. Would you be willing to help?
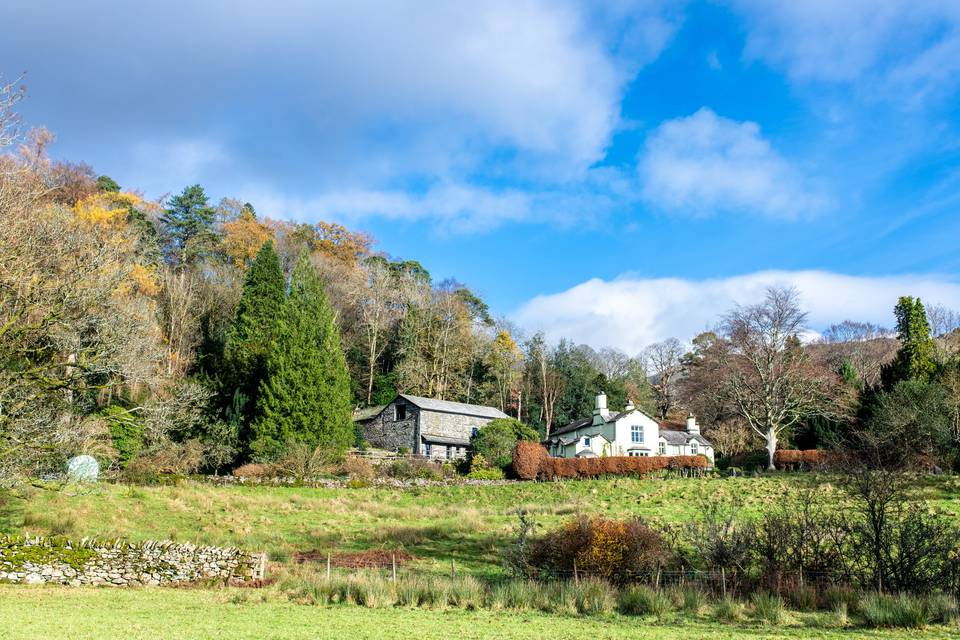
[592,392,608,425]
[624,399,635,412]
[686,413,700,434]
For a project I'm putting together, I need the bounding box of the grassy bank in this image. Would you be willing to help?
[4,474,960,577]
[1,586,956,640]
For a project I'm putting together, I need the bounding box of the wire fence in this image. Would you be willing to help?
[288,553,960,599]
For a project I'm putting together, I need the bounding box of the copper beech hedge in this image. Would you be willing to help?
[773,449,845,469]
[512,442,708,481]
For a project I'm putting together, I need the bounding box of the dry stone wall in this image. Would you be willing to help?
[0,536,266,586]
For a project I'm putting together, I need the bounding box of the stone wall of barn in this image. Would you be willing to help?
[363,398,420,452]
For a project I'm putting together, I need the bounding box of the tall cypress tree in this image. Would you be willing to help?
[885,296,937,385]
[251,252,353,460]
[223,241,286,451]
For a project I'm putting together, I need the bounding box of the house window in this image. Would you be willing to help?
[583,436,591,447]
[423,443,431,457]
[628,451,648,457]
[658,442,666,455]
[690,441,699,455]
[471,427,479,438]
[395,404,406,421]
[446,446,452,460]
[631,425,643,443]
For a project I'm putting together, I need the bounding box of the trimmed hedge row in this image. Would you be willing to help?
[773,449,845,470]
[512,443,708,481]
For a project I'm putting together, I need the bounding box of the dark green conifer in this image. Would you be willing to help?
[223,240,286,450]
[251,252,352,460]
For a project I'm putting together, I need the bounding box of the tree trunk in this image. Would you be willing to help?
[766,426,778,470]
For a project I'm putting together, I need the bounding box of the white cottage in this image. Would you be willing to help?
[545,393,714,464]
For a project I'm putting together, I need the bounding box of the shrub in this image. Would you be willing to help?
[472,418,539,470]
[339,456,374,481]
[618,585,672,618]
[122,440,204,484]
[380,458,442,481]
[512,442,548,480]
[526,516,669,585]
[750,592,785,625]
[466,466,505,480]
[232,463,273,478]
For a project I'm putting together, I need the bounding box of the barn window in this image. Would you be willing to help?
[423,443,431,457]
[395,404,406,421]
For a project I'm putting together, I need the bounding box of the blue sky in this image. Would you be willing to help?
[6,0,960,352]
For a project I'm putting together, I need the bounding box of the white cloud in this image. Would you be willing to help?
[7,1,679,181]
[242,167,636,234]
[639,108,823,218]
[733,1,960,106]
[513,270,960,353]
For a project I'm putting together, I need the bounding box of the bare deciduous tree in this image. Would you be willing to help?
[643,338,685,419]
[816,320,896,387]
[0,75,25,149]
[721,286,844,470]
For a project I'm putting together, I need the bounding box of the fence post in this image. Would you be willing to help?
[392,553,397,583]
[655,565,661,589]
[573,558,579,586]
[721,567,726,599]
[326,552,331,580]
[450,559,456,578]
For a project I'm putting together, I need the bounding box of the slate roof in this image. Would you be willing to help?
[551,408,650,437]
[397,394,509,420]
[352,405,387,423]
[659,430,712,446]
[421,434,471,447]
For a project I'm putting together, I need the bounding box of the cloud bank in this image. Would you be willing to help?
[513,270,960,353]
[639,108,822,218]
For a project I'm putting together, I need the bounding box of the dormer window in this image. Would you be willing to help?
[631,425,643,444]
[583,436,591,447]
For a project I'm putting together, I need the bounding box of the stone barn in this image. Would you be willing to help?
[363,394,509,460]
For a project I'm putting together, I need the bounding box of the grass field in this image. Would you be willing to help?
[3,474,960,638]
[2,586,957,640]
[5,474,960,577]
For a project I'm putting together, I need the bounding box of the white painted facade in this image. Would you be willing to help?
[546,393,714,464]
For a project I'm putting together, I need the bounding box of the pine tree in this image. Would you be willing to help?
[223,241,286,448]
[161,184,217,266]
[251,252,353,460]
[885,296,937,385]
